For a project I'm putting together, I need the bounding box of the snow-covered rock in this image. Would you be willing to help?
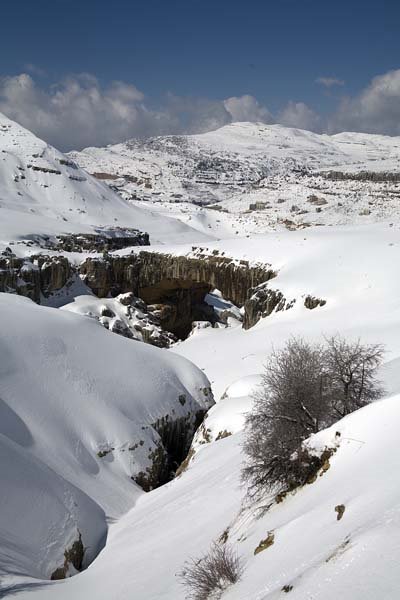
[61,292,177,347]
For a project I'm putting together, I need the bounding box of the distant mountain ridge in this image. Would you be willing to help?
[69,122,400,207]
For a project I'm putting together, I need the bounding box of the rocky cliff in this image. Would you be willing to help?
[0,246,325,338]
[79,249,276,337]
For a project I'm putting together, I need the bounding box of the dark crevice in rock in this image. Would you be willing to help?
[50,532,85,580]
[132,409,208,491]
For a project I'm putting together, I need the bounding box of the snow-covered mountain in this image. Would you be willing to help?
[69,122,400,236]
[0,112,213,254]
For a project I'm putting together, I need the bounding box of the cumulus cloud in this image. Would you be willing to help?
[329,69,400,135]
[316,76,344,88]
[0,73,150,150]
[278,101,321,132]
[2,68,400,151]
[0,75,276,150]
[224,94,273,123]
[0,73,236,150]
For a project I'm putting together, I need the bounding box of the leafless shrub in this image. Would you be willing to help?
[178,543,243,600]
[242,337,332,498]
[242,336,384,499]
[325,335,384,417]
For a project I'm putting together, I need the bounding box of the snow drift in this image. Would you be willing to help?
[0,293,212,587]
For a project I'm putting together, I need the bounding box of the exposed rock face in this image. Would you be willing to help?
[243,283,294,330]
[133,406,210,491]
[35,255,72,297]
[79,249,276,338]
[320,170,400,182]
[0,253,41,302]
[50,533,85,580]
[79,254,141,298]
[243,285,327,329]
[304,295,327,310]
[39,228,150,253]
[1,246,325,336]
[80,249,276,308]
[0,252,72,303]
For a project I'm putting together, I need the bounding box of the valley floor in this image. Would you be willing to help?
[5,220,400,599]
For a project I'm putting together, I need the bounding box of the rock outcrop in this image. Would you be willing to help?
[79,249,276,337]
[1,246,325,337]
[0,251,70,303]
[243,283,292,329]
[62,292,177,348]
[133,408,208,491]
[304,295,327,310]
[38,228,150,253]
[50,533,85,580]
[320,170,400,183]
[244,284,327,329]
[80,248,276,307]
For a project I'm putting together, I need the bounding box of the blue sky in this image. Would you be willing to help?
[0,0,399,149]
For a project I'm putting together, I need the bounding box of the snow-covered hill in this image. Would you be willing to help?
[69,122,400,236]
[6,221,400,599]
[13,388,400,600]
[0,113,213,254]
[0,294,212,588]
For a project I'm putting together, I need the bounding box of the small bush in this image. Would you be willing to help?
[178,543,243,600]
[242,335,384,499]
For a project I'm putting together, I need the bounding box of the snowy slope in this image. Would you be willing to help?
[0,294,212,587]
[6,220,400,599]
[12,390,400,600]
[172,221,400,398]
[3,115,400,599]
[0,113,213,253]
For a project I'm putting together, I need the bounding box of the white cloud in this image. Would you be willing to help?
[0,75,275,150]
[3,68,400,151]
[0,73,149,150]
[329,69,400,135]
[278,101,321,132]
[316,77,345,88]
[223,94,273,123]
[0,73,235,150]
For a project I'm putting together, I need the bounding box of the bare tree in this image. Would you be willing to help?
[178,543,243,600]
[242,336,385,499]
[325,335,384,417]
[242,337,333,498]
